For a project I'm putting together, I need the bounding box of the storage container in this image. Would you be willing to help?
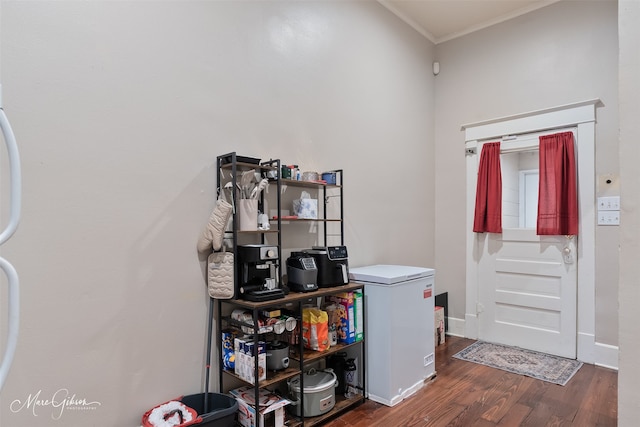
[321,172,337,185]
[181,393,238,427]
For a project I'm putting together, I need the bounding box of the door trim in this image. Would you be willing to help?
[463,99,601,363]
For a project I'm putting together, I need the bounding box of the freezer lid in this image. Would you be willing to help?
[348,264,435,284]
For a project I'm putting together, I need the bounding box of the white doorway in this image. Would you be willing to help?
[475,131,578,358]
[463,100,599,363]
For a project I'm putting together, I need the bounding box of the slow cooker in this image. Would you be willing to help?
[287,369,337,417]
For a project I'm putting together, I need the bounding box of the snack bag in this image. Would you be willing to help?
[302,308,329,351]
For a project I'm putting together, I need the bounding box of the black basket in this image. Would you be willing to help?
[181,393,237,427]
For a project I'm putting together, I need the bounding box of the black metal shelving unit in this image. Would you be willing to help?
[206,154,363,427]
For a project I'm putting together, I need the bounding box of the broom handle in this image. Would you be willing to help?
[204,297,215,413]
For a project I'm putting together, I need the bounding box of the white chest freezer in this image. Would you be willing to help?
[349,265,435,407]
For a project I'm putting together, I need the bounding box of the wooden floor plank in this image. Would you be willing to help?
[496,402,533,426]
[479,373,529,423]
[571,364,618,426]
[323,337,617,427]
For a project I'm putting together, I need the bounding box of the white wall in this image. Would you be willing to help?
[433,0,619,347]
[617,1,640,424]
[0,2,435,425]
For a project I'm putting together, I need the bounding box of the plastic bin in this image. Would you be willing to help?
[181,393,237,427]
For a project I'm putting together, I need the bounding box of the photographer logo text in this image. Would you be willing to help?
[10,388,101,420]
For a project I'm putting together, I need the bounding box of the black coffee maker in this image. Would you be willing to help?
[237,244,284,301]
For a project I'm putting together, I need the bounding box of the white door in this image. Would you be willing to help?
[463,101,599,364]
[476,229,577,358]
[473,133,578,359]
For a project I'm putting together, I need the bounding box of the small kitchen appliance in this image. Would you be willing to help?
[237,244,284,301]
[304,246,349,287]
[266,341,290,371]
[286,253,318,292]
[349,265,435,407]
[287,369,338,417]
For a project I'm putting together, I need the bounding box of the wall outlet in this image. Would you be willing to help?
[598,210,620,225]
[424,353,434,366]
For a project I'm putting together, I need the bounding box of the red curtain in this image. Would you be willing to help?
[537,132,578,235]
[473,142,502,233]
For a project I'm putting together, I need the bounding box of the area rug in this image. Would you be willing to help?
[453,341,583,386]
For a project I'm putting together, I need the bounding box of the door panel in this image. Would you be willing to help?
[477,229,577,358]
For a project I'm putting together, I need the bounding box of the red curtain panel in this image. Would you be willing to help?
[537,132,579,235]
[473,142,502,233]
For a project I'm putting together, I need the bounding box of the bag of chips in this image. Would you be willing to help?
[302,308,329,352]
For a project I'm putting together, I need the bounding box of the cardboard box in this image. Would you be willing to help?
[246,341,267,384]
[222,330,240,371]
[230,387,291,427]
[329,292,356,344]
[261,309,281,318]
[354,290,364,342]
[234,337,246,378]
[234,338,266,384]
[324,303,340,346]
[435,306,445,346]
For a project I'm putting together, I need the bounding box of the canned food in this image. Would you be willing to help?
[280,315,297,332]
[264,317,286,334]
[242,318,268,334]
[273,319,286,334]
[231,309,251,323]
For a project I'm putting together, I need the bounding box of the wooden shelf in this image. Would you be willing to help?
[222,366,300,389]
[280,178,342,189]
[236,229,280,234]
[270,218,342,223]
[285,394,366,427]
[307,394,366,426]
[290,341,363,363]
[224,283,364,310]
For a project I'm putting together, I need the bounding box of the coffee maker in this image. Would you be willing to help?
[237,244,285,301]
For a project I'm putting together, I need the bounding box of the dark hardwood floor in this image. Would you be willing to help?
[324,336,617,426]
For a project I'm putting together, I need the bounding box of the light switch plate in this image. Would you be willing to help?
[598,210,620,225]
[597,196,620,211]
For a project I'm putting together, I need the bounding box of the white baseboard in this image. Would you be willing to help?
[446,316,466,338]
[594,341,619,370]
